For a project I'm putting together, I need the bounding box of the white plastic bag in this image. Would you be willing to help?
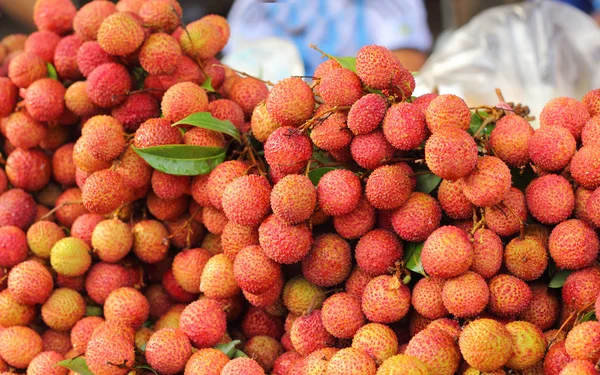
[416,0,600,118]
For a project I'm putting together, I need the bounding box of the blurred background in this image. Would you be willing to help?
[1,0,599,113]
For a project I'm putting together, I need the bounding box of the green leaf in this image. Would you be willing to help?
[215,340,241,359]
[200,77,215,92]
[415,173,441,194]
[132,66,148,90]
[468,111,495,136]
[57,357,94,375]
[233,350,249,358]
[139,343,147,352]
[580,310,597,323]
[330,56,356,72]
[403,242,426,276]
[173,112,240,142]
[133,145,226,176]
[86,305,102,317]
[308,167,336,186]
[549,270,572,288]
[46,62,58,80]
[312,149,334,165]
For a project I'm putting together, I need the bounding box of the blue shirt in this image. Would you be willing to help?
[224,0,432,74]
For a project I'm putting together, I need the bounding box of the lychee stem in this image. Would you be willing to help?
[495,88,506,103]
[39,200,82,221]
[298,105,351,133]
[241,134,267,177]
[472,115,495,139]
[219,66,275,87]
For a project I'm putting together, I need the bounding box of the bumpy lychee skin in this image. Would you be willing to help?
[185,348,230,375]
[528,125,576,172]
[82,115,126,161]
[310,111,352,152]
[290,310,335,356]
[70,316,105,353]
[565,321,600,363]
[206,160,248,210]
[525,174,575,225]
[251,102,282,143]
[41,330,71,356]
[243,336,283,371]
[184,125,227,148]
[33,0,76,34]
[355,45,410,91]
[362,275,411,323]
[86,62,131,108]
[318,68,362,106]
[82,169,127,215]
[234,245,282,294]
[421,226,473,278]
[221,221,259,261]
[302,233,352,287]
[0,77,17,117]
[8,260,53,305]
[172,248,211,294]
[560,360,600,375]
[518,283,559,331]
[366,164,412,210]
[270,174,316,224]
[228,77,269,118]
[321,292,365,339]
[145,328,192,375]
[8,52,48,89]
[0,326,43,369]
[26,350,67,375]
[97,12,144,56]
[134,118,183,149]
[111,93,160,132]
[180,299,227,348]
[437,179,473,220]
[64,81,100,117]
[562,267,600,312]
[377,354,430,375]
[104,287,150,329]
[504,236,548,280]
[132,220,170,264]
[549,219,599,270]
[201,205,228,234]
[382,102,427,151]
[317,169,362,216]
[221,357,266,375]
[0,288,36,327]
[266,77,315,127]
[589,188,600,228]
[442,271,489,318]
[282,276,325,315]
[488,274,533,316]
[85,263,131,305]
[583,89,600,116]
[161,82,209,123]
[570,146,600,190]
[405,327,461,375]
[72,0,116,41]
[222,175,272,227]
[350,129,396,169]
[544,341,574,375]
[348,93,387,135]
[53,34,82,81]
[540,97,590,140]
[0,188,37,230]
[208,98,245,131]
[6,148,52,192]
[425,94,471,133]
[461,156,512,207]
[91,219,133,263]
[326,348,376,375]
[425,127,478,180]
[484,187,528,237]
[76,41,116,77]
[54,188,89,228]
[355,229,403,276]
[333,195,376,239]
[0,225,28,268]
[41,288,86,331]
[582,116,600,147]
[139,32,182,76]
[200,254,240,299]
[504,321,546,371]
[489,114,534,167]
[50,237,92,277]
[264,126,313,174]
[86,322,135,375]
[351,323,398,365]
[138,0,183,33]
[459,319,513,372]
[411,277,448,320]
[391,192,442,242]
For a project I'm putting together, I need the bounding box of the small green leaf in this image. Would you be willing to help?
[215,340,241,359]
[548,259,557,278]
[173,112,240,142]
[46,62,58,80]
[404,242,426,276]
[143,320,153,328]
[308,167,337,186]
[549,270,572,288]
[579,311,597,323]
[139,343,147,352]
[233,350,249,359]
[133,145,226,176]
[200,77,215,92]
[312,149,334,165]
[86,305,102,317]
[57,357,94,375]
[330,56,356,72]
[468,111,495,136]
[415,173,441,194]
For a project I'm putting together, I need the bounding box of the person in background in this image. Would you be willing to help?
[224,0,432,73]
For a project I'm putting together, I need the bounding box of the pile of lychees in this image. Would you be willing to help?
[0,0,599,374]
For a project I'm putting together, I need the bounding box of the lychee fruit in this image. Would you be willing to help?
[425,94,471,133]
[421,226,473,278]
[405,327,461,375]
[355,229,403,276]
[484,187,528,237]
[391,192,442,242]
[0,326,43,369]
[132,220,170,264]
[318,68,362,106]
[161,81,208,123]
[347,93,387,135]
[349,129,396,170]
[458,318,513,372]
[222,175,272,227]
[549,219,599,270]
[461,156,511,207]
[86,62,131,108]
[570,146,600,190]
[76,41,116,77]
[525,174,574,225]
[290,310,335,356]
[41,288,86,331]
[145,328,192,375]
[264,126,312,174]
[564,321,600,363]
[321,292,365,339]
[365,164,412,210]
[301,233,352,287]
[7,260,53,305]
[333,195,376,239]
[33,0,76,35]
[425,127,478,180]
[362,275,411,323]
[8,52,48,88]
[270,174,316,224]
[172,248,211,293]
[504,236,548,280]
[539,97,590,140]
[282,276,325,315]
[82,169,128,215]
[134,118,183,148]
[6,148,52,192]
[383,102,427,151]
[179,298,227,348]
[50,237,91,277]
[97,12,145,56]
[266,77,315,126]
[317,169,361,216]
[529,125,576,172]
[442,271,489,318]
[91,218,133,263]
[488,274,533,316]
[489,114,534,167]
[111,93,160,132]
[233,245,282,294]
[251,102,282,143]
